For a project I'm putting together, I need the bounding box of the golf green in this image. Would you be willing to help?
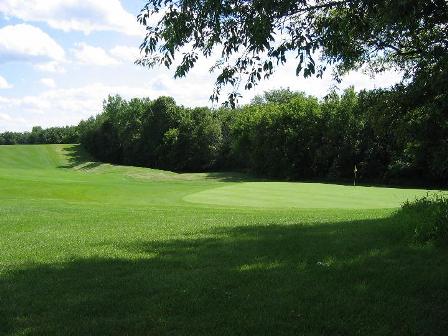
[184,182,433,209]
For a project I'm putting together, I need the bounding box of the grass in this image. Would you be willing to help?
[0,144,447,335]
[184,182,432,209]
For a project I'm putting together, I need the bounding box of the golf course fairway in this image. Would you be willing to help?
[1,144,447,336]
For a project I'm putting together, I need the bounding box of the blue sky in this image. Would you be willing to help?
[0,0,402,131]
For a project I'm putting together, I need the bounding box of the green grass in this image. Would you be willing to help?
[184,182,432,209]
[0,144,447,335]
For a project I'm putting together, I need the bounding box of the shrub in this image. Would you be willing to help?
[401,193,448,245]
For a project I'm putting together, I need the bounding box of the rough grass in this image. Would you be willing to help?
[0,144,447,335]
[402,193,448,245]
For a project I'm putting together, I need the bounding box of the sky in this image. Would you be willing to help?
[0,0,402,132]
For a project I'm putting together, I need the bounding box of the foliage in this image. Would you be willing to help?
[0,125,79,145]
[401,194,448,245]
[137,0,448,105]
[318,1,448,76]
[77,95,223,172]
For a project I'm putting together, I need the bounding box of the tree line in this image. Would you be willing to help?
[0,126,79,145]
[1,87,446,186]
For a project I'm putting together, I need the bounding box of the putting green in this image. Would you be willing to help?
[183,182,436,209]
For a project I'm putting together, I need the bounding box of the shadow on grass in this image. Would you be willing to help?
[276,176,447,191]
[54,145,446,188]
[57,146,105,171]
[185,171,263,182]
[58,144,93,168]
[57,145,258,181]
[1,214,447,335]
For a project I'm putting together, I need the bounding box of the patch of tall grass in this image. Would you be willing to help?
[402,193,448,245]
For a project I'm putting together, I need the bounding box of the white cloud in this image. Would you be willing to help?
[110,45,140,63]
[0,76,228,131]
[0,46,404,133]
[239,61,403,103]
[341,69,403,91]
[0,0,144,36]
[0,75,13,89]
[40,78,56,88]
[0,24,65,64]
[35,61,66,73]
[72,43,119,66]
[0,112,26,131]
[0,83,154,131]
[0,112,14,122]
[148,72,215,105]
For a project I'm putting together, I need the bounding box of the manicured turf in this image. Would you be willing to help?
[184,182,431,209]
[0,144,447,335]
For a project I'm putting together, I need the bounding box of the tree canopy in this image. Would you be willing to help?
[137,0,448,106]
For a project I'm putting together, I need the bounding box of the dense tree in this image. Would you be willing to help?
[0,131,29,145]
[158,107,223,171]
[75,95,224,172]
[0,126,78,145]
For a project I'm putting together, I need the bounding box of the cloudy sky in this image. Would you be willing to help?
[0,0,402,132]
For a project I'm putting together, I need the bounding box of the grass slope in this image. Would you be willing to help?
[0,144,447,335]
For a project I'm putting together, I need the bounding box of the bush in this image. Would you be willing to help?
[401,194,448,245]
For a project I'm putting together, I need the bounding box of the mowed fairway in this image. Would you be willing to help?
[0,145,447,335]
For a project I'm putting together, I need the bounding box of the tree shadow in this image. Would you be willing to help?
[56,145,255,180]
[293,177,447,191]
[1,214,447,335]
[58,144,93,168]
[184,171,263,182]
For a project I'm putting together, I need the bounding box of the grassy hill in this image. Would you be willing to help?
[0,144,447,335]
